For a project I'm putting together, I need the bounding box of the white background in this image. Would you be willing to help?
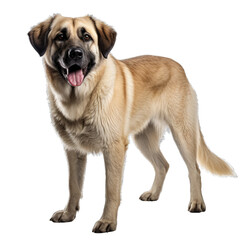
[0,0,239,239]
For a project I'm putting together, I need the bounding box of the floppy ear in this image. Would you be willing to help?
[90,16,117,58]
[28,16,55,56]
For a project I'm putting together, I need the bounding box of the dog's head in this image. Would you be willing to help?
[28,14,116,87]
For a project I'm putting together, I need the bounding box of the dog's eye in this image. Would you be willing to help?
[83,33,92,42]
[56,33,65,41]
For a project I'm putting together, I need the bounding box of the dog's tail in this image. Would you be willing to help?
[197,125,236,176]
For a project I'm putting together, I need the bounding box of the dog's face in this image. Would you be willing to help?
[28,14,116,87]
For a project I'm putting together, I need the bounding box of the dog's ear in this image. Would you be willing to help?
[90,16,117,58]
[28,15,56,56]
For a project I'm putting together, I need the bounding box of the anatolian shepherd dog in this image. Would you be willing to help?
[28,14,235,233]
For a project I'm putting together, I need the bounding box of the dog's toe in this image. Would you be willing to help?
[139,191,159,201]
[92,219,116,233]
[50,210,76,222]
[188,200,206,212]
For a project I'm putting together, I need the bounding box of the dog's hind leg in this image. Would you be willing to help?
[169,122,206,212]
[134,121,169,201]
[167,86,206,212]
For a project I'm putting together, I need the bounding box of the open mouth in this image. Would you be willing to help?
[57,55,95,87]
[62,64,86,87]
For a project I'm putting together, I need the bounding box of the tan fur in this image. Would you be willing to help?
[197,130,235,175]
[28,14,235,233]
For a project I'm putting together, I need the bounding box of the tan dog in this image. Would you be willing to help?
[28,14,235,233]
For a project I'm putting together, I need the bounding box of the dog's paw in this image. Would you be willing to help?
[92,219,117,233]
[50,210,76,222]
[139,191,159,201]
[188,200,206,212]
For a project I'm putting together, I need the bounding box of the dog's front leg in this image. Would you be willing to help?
[92,141,126,233]
[50,150,87,222]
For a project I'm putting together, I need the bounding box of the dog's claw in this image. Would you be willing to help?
[92,219,117,233]
[50,210,76,222]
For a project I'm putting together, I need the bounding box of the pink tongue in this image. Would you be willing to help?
[68,69,84,87]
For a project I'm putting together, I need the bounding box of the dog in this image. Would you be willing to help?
[28,14,235,233]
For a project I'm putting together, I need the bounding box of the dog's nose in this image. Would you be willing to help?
[68,48,83,60]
